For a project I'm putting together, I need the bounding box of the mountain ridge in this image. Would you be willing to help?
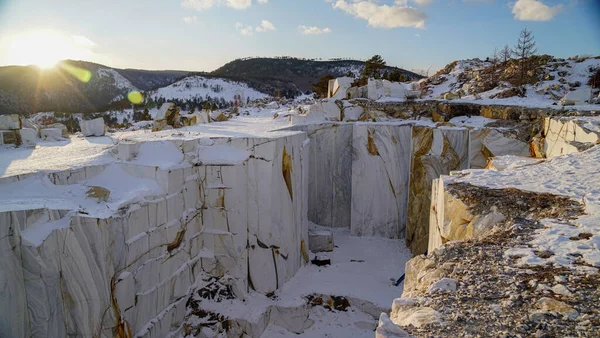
[0,57,421,114]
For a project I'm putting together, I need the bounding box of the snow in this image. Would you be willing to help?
[0,164,163,218]
[422,57,600,110]
[262,306,377,338]
[449,146,600,272]
[449,116,497,128]
[97,68,138,91]
[131,141,184,169]
[20,211,75,247]
[0,136,116,178]
[150,75,269,102]
[276,224,412,309]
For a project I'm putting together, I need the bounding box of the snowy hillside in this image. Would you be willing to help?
[150,75,269,103]
[420,55,600,108]
[97,68,138,91]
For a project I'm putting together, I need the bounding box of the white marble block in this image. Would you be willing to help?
[80,117,106,137]
[0,114,21,130]
[351,124,412,238]
[308,230,334,252]
[19,128,37,147]
[40,128,64,141]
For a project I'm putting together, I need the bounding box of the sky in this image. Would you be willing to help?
[0,0,598,73]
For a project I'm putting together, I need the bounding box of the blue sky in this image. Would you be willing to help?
[0,0,598,72]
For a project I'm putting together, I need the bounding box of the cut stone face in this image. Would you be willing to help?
[407,127,470,254]
[351,124,412,238]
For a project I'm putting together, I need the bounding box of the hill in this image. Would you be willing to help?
[0,57,421,115]
[211,57,422,94]
[420,55,600,107]
[0,60,188,114]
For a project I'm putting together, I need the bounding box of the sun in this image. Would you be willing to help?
[5,30,92,69]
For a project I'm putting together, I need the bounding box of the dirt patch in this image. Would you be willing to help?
[445,182,584,221]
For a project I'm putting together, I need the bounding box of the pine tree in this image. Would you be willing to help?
[514,28,537,85]
[359,55,387,85]
[312,74,335,98]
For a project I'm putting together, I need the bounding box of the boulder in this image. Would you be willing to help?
[154,103,181,130]
[0,114,21,130]
[80,117,105,137]
[443,92,459,100]
[180,115,197,127]
[560,88,591,106]
[342,103,364,121]
[427,278,457,293]
[368,79,385,100]
[212,112,229,122]
[389,298,441,328]
[321,99,341,121]
[328,77,353,99]
[44,123,68,137]
[18,128,37,147]
[0,130,21,146]
[308,230,333,252]
[40,128,64,141]
[375,313,412,338]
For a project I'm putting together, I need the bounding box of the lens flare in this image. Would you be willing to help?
[59,63,92,83]
[128,91,144,104]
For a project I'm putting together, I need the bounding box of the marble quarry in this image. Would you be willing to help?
[287,121,470,243]
[0,131,309,337]
[535,116,600,158]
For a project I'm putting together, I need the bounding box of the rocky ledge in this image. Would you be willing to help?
[378,144,600,337]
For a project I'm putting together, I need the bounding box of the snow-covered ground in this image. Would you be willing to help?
[450,146,600,272]
[418,57,600,110]
[0,137,115,178]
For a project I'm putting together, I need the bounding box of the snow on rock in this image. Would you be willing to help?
[561,88,592,106]
[150,75,269,103]
[130,141,184,169]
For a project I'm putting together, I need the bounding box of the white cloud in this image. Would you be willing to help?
[182,0,218,10]
[298,26,332,35]
[237,20,275,35]
[182,0,252,11]
[258,0,268,3]
[226,0,252,9]
[512,0,562,21]
[414,33,420,37]
[255,20,276,32]
[329,0,427,29]
[183,15,198,24]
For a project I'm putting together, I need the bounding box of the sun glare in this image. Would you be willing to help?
[6,30,93,69]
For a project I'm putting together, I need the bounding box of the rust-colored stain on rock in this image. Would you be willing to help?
[282,146,293,201]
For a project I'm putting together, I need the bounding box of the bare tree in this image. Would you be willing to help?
[513,28,537,85]
[490,47,500,84]
[500,44,512,63]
